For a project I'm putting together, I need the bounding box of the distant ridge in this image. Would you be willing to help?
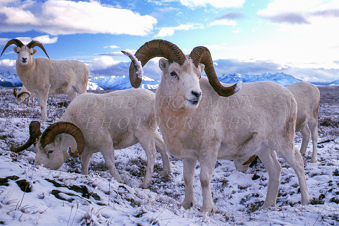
[0,71,337,90]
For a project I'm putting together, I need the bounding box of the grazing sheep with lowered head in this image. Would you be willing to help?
[13,86,35,107]
[1,39,89,122]
[11,88,171,188]
[125,39,310,213]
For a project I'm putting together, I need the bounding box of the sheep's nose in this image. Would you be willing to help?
[22,57,27,62]
[191,90,201,99]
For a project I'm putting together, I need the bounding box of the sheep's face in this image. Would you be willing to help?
[34,135,66,170]
[159,58,203,109]
[13,46,37,67]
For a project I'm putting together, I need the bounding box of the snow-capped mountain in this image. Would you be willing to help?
[0,71,22,87]
[0,71,337,90]
[218,72,302,87]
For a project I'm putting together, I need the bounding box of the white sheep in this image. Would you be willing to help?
[13,86,35,107]
[1,39,89,122]
[125,40,310,213]
[287,82,320,163]
[234,81,320,172]
[11,88,171,188]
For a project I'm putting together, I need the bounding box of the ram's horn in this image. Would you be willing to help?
[1,39,24,57]
[27,40,50,59]
[13,88,18,97]
[40,122,85,158]
[10,121,42,152]
[127,39,186,88]
[17,92,31,99]
[189,46,242,97]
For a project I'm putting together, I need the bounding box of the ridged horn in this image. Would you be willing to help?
[40,122,85,158]
[128,39,186,88]
[27,40,50,59]
[10,121,42,153]
[17,92,30,99]
[189,46,242,97]
[1,39,24,57]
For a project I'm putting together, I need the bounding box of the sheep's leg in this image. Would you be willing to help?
[138,136,156,188]
[38,94,48,122]
[154,132,171,176]
[67,89,77,102]
[181,158,197,209]
[257,148,281,209]
[299,123,310,156]
[199,156,217,214]
[101,148,123,183]
[81,151,93,175]
[278,145,310,205]
[308,119,318,163]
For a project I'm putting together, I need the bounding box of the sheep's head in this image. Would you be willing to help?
[10,121,85,170]
[34,121,85,170]
[13,88,30,105]
[0,39,50,67]
[124,39,241,109]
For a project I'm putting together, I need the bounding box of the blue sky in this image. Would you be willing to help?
[1,0,339,83]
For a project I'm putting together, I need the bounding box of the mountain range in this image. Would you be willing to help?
[1,71,338,90]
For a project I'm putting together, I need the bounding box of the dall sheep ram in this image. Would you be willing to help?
[13,86,35,107]
[235,81,320,172]
[287,82,320,163]
[11,88,171,188]
[1,39,89,122]
[125,40,310,213]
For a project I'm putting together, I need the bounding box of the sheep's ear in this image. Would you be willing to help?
[13,46,18,53]
[159,58,169,72]
[199,63,205,73]
[31,49,38,56]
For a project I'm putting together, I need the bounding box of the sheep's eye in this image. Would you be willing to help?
[47,150,53,158]
[170,71,178,78]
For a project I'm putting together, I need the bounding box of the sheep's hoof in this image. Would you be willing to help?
[200,206,215,215]
[140,182,150,189]
[310,158,317,163]
[181,200,195,210]
[160,170,171,177]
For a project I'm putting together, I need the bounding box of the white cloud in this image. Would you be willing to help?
[210,19,236,26]
[110,45,118,49]
[155,23,203,37]
[0,59,16,67]
[179,0,245,8]
[0,0,157,36]
[149,0,244,8]
[86,56,120,71]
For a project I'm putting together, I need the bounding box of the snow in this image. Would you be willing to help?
[0,85,339,225]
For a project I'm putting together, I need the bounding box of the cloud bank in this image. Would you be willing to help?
[0,0,157,36]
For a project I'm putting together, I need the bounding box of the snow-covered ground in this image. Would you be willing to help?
[0,86,339,225]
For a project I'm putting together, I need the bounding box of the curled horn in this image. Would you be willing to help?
[13,88,18,97]
[128,39,186,88]
[10,121,42,153]
[1,39,24,57]
[189,46,241,97]
[40,122,85,158]
[27,40,50,59]
[17,92,31,99]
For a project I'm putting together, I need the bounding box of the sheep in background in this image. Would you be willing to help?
[287,82,320,162]
[11,88,171,189]
[13,86,35,107]
[1,39,89,122]
[125,40,310,213]
[234,81,320,172]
